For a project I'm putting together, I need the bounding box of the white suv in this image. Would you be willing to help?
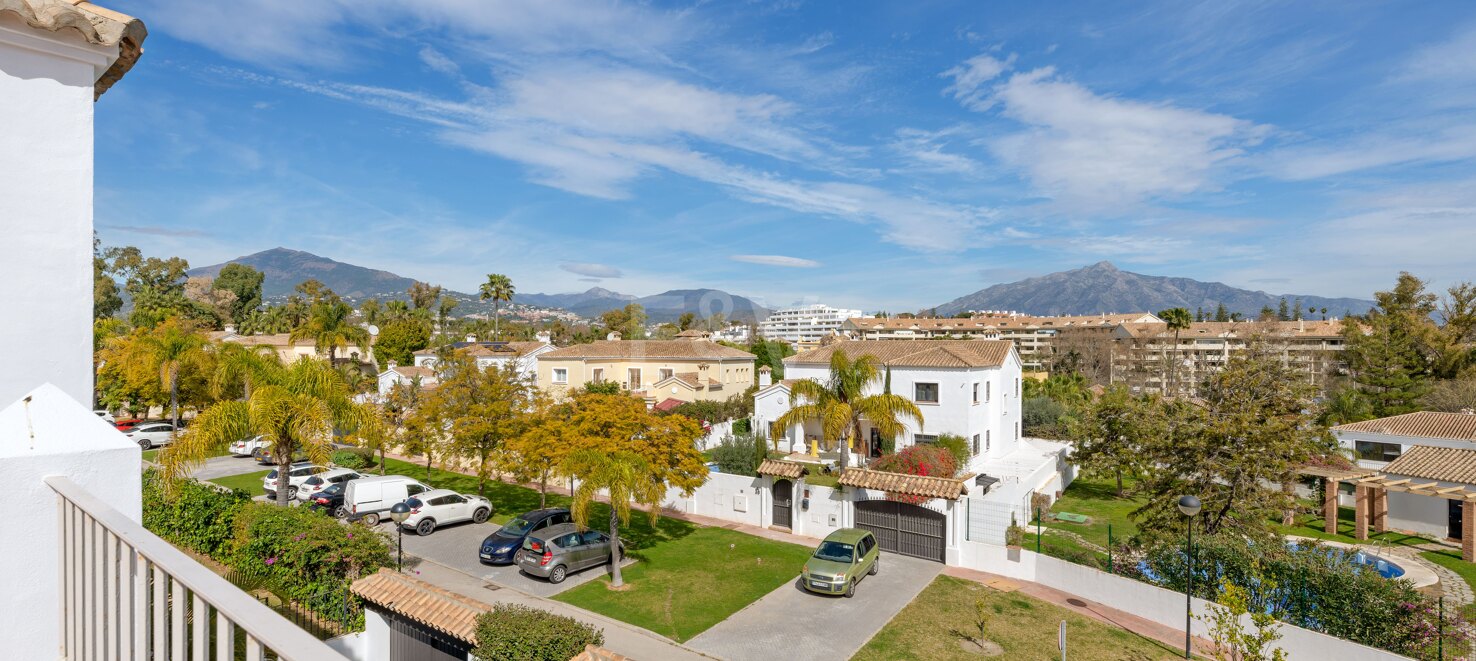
[127,422,178,450]
[228,435,268,457]
[400,488,493,536]
[262,463,330,500]
[296,467,363,502]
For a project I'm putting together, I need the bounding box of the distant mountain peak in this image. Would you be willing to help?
[1083,260,1118,272]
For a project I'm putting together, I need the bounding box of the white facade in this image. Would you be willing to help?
[758,304,862,346]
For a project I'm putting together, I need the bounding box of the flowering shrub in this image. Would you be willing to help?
[142,468,250,557]
[869,445,958,504]
[473,604,605,661]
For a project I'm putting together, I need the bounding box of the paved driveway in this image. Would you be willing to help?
[688,553,941,661]
[385,519,634,598]
[188,454,270,481]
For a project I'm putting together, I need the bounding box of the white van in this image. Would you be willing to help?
[344,475,432,525]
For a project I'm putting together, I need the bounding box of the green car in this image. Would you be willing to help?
[801,528,880,597]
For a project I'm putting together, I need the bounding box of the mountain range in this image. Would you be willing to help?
[190,248,769,322]
[935,261,1376,318]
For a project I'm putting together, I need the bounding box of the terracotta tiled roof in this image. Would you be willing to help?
[838,468,971,500]
[844,313,1158,332]
[757,459,809,479]
[413,341,547,358]
[657,372,720,389]
[1118,320,1346,340]
[786,340,1012,369]
[1332,411,1476,441]
[541,340,754,360]
[350,569,490,643]
[1383,445,1476,485]
[0,0,147,98]
[391,366,435,379]
[209,332,314,347]
[675,329,709,338]
[652,398,684,412]
[571,646,630,661]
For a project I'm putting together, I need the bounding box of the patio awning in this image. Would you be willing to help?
[757,459,809,479]
[351,568,490,643]
[838,468,972,501]
[1296,465,1376,481]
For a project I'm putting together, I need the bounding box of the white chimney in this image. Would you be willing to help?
[607,331,622,341]
[535,331,552,344]
[466,334,478,343]
[223,324,237,335]
[758,365,772,388]
[387,360,397,370]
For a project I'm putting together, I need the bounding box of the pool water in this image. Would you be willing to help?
[1288,542,1406,579]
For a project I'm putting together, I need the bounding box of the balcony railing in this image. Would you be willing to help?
[47,476,350,661]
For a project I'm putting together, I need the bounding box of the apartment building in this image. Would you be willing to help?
[1109,319,1347,397]
[758,304,863,347]
[842,312,1160,372]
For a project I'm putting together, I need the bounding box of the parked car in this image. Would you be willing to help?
[126,422,179,450]
[252,446,307,465]
[113,418,143,432]
[344,475,432,525]
[309,483,348,518]
[479,508,573,565]
[94,410,115,424]
[801,528,879,598]
[296,467,363,502]
[228,435,268,457]
[398,489,492,536]
[261,463,330,500]
[515,523,623,584]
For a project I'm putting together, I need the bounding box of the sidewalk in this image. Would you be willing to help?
[942,565,1210,657]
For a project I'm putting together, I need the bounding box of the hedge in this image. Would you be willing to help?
[472,604,604,661]
[141,468,251,557]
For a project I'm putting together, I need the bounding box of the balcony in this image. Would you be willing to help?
[48,475,349,660]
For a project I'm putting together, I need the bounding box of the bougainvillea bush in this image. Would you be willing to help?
[868,445,959,504]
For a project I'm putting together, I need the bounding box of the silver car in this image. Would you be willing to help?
[515,523,624,584]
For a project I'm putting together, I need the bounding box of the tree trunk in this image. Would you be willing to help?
[1115,469,1124,497]
[852,418,868,465]
[478,449,487,496]
[539,472,548,508]
[169,367,180,445]
[329,345,337,368]
[494,302,501,340]
[379,448,386,475]
[425,452,433,480]
[276,456,292,507]
[608,509,624,588]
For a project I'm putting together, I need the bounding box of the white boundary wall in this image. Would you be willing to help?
[660,471,766,528]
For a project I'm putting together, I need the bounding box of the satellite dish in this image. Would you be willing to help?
[367,325,380,336]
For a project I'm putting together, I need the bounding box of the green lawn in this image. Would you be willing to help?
[853,575,1186,660]
[1037,476,1143,549]
[209,470,271,494]
[555,526,812,642]
[373,457,814,641]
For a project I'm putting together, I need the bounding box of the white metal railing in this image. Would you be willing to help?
[46,476,351,661]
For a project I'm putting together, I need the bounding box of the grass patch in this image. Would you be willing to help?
[853,575,1185,660]
[142,449,159,462]
[1037,476,1143,549]
[1271,504,1442,551]
[555,526,811,642]
[209,470,271,494]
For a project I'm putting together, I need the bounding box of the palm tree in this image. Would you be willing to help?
[1157,308,1193,397]
[291,299,370,366]
[123,318,211,433]
[479,274,515,340]
[566,450,665,588]
[164,357,363,506]
[774,349,924,469]
[210,341,283,401]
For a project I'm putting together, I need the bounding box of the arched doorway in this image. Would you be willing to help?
[773,479,793,529]
[854,500,946,562]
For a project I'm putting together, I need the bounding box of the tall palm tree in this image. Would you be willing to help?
[774,350,924,469]
[164,357,363,506]
[479,274,515,340]
[1157,308,1194,397]
[210,341,283,401]
[566,450,665,588]
[123,318,211,433]
[291,299,370,366]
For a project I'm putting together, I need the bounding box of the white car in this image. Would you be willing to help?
[262,463,330,500]
[94,410,115,424]
[127,422,178,450]
[228,435,268,457]
[400,489,493,536]
[296,467,364,502]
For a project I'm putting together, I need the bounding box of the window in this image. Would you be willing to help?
[914,434,938,445]
[972,383,980,404]
[1355,441,1402,462]
[1015,422,1020,439]
[591,368,604,383]
[972,434,980,454]
[659,368,674,381]
[628,368,642,390]
[582,531,607,545]
[986,382,991,402]
[1015,377,1021,397]
[553,368,568,384]
[914,382,939,403]
[986,430,991,452]
[444,495,465,504]
[407,484,428,496]
[556,533,582,548]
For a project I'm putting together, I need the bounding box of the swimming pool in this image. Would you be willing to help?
[1287,541,1405,579]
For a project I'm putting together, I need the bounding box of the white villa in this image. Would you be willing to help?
[375,333,555,398]
[1331,411,1476,541]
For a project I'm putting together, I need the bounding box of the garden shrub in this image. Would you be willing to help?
[711,434,759,475]
[226,503,392,613]
[936,433,971,467]
[331,447,375,470]
[472,603,604,661]
[142,468,250,557]
[869,445,958,504]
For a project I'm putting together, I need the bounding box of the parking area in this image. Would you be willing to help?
[184,454,267,481]
[687,552,942,661]
[384,518,635,598]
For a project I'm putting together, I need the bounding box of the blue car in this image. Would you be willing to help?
[479,508,573,565]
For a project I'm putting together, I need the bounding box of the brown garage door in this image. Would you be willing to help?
[854,500,946,563]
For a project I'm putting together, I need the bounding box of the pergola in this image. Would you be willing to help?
[1298,463,1476,561]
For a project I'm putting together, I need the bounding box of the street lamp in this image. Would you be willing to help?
[389,501,413,571]
[1177,494,1202,659]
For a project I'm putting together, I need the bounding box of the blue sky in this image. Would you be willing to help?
[95,1,1476,312]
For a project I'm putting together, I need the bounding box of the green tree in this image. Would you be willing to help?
[373,319,431,369]
[423,352,535,495]
[479,273,516,340]
[210,341,282,401]
[1318,385,1374,427]
[408,281,442,310]
[1343,272,1437,417]
[359,298,383,327]
[93,237,124,319]
[502,394,571,507]
[1157,307,1193,397]
[567,450,666,588]
[113,247,193,327]
[1070,386,1159,496]
[1277,297,1290,322]
[291,299,370,366]
[1214,303,1230,322]
[748,339,795,378]
[436,297,459,334]
[212,263,264,324]
[774,349,924,468]
[677,312,696,331]
[599,303,647,339]
[164,357,364,506]
[115,318,212,431]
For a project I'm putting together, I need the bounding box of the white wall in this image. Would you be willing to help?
[791,482,847,540]
[660,471,767,528]
[0,14,118,407]
[1388,486,1454,539]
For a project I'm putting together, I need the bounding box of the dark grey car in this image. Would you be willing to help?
[514,523,624,584]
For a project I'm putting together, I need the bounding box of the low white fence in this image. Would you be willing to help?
[660,471,766,528]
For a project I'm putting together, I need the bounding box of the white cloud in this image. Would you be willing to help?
[1397,21,1476,84]
[890,127,981,175]
[731,254,821,268]
[981,67,1266,207]
[941,53,1015,110]
[559,262,623,278]
[1265,125,1476,180]
[418,46,459,75]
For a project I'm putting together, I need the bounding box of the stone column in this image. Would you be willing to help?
[1464,501,1475,563]
[1324,478,1340,535]
[1373,488,1388,534]
[1354,486,1369,541]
